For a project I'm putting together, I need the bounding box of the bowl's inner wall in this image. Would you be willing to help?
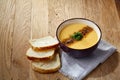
[57,19,101,42]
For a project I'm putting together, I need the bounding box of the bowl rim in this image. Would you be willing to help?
[56,18,102,51]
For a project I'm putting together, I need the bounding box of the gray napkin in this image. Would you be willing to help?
[59,40,116,80]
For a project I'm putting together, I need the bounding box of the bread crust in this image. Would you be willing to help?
[26,36,61,73]
[32,63,61,73]
[30,43,59,51]
[31,52,61,74]
[27,54,54,61]
[26,48,55,61]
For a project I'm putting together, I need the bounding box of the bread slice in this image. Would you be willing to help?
[32,52,61,73]
[26,48,55,61]
[29,36,59,51]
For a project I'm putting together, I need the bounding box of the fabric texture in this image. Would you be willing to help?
[59,40,116,80]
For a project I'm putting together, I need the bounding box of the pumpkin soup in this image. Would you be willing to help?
[59,23,98,49]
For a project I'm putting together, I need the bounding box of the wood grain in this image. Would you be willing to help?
[0,0,120,80]
[11,0,31,80]
[0,0,15,79]
[0,0,31,80]
[31,0,48,39]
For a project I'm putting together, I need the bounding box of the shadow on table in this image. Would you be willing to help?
[115,0,120,19]
[84,51,119,79]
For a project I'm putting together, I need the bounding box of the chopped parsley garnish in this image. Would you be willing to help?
[71,32,83,40]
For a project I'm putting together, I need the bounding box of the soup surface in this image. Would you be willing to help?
[59,23,98,49]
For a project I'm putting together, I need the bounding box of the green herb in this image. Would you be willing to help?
[71,32,83,40]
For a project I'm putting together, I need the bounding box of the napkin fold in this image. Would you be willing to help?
[59,40,116,80]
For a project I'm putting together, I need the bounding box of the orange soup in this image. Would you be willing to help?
[59,23,98,49]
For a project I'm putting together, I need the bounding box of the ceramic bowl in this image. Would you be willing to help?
[56,18,102,58]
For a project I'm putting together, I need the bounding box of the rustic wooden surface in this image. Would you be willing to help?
[0,0,120,80]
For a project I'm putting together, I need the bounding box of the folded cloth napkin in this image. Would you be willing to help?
[59,40,116,80]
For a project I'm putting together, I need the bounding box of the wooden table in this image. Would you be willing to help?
[0,0,120,80]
